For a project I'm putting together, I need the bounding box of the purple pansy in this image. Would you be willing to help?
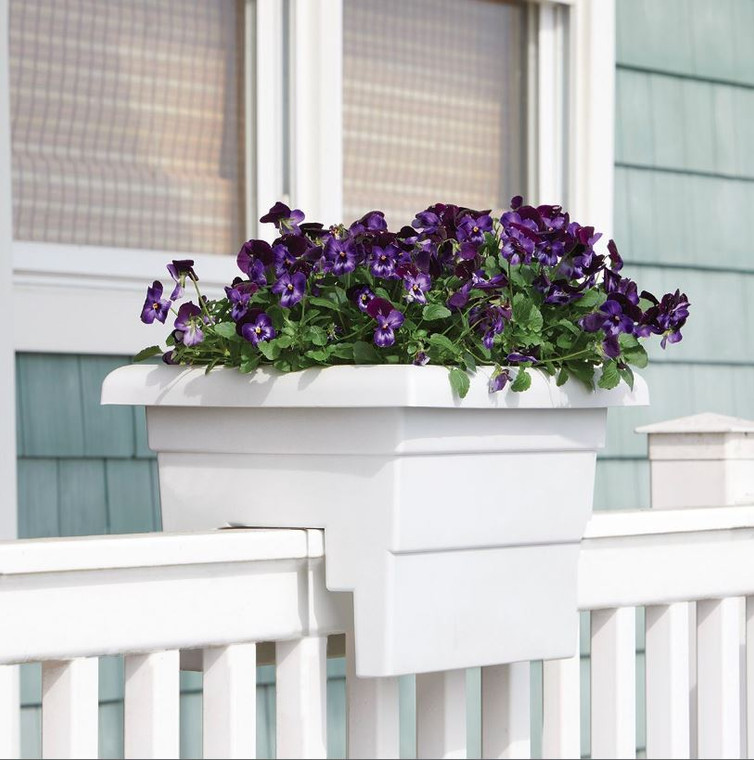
[237,239,272,286]
[489,368,511,393]
[240,312,276,346]
[369,244,400,278]
[140,281,171,324]
[166,259,197,300]
[470,304,511,349]
[403,271,432,304]
[224,281,259,322]
[259,202,305,234]
[366,298,405,348]
[348,285,375,312]
[174,302,205,346]
[507,352,538,364]
[271,271,307,308]
[324,236,357,276]
[349,210,387,236]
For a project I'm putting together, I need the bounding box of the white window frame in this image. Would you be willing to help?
[1,0,614,357]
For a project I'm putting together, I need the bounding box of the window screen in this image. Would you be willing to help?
[343,0,527,229]
[9,0,245,255]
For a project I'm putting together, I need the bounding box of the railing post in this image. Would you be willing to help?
[638,413,754,759]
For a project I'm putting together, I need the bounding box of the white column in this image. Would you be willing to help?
[481,662,530,759]
[0,665,19,760]
[590,607,636,759]
[542,655,581,759]
[747,597,754,760]
[276,637,328,759]
[203,643,257,759]
[41,658,99,759]
[345,632,400,759]
[416,669,466,760]
[645,603,691,758]
[697,598,742,759]
[124,650,180,759]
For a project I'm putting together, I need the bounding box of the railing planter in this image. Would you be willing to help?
[102,362,648,676]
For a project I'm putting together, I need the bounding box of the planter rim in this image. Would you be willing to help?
[102,364,649,409]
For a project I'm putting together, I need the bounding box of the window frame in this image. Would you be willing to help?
[1,0,615,356]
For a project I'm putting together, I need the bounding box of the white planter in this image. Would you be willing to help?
[102,364,648,677]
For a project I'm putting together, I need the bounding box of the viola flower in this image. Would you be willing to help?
[456,213,493,245]
[166,259,197,300]
[324,236,357,276]
[162,350,178,365]
[174,302,205,346]
[413,351,429,366]
[272,271,307,308]
[349,210,387,235]
[141,281,171,324]
[240,312,276,346]
[224,281,258,322]
[237,239,273,285]
[470,304,511,349]
[507,352,538,364]
[366,298,405,348]
[580,297,639,338]
[489,368,511,393]
[260,201,305,234]
[404,272,431,304]
[369,244,399,278]
[348,285,375,312]
[273,235,311,276]
[640,290,690,348]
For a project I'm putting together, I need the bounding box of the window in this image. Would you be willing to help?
[9,0,245,255]
[342,0,527,227]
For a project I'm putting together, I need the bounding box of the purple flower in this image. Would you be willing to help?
[166,259,197,300]
[272,271,307,308]
[456,213,493,245]
[369,244,399,279]
[489,368,511,393]
[349,210,387,235]
[640,290,690,348]
[272,235,312,276]
[348,285,375,312]
[324,236,357,276]
[507,352,538,364]
[237,239,272,285]
[580,297,638,338]
[366,298,405,348]
[470,304,511,349]
[607,239,623,272]
[162,350,178,365]
[140,281,171,324]
[413,351,429,366]
[403,271,432,304]
[174,302,205,346]
[240,312,276,346]
[260,201,305,234]
[224,281,259,322]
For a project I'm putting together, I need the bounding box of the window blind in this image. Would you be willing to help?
[9,0,245,255]
[343,0,527,229]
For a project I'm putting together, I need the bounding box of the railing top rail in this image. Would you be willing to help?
[0,528,324,576]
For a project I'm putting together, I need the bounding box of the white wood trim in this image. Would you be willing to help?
[0,665,20,759]
[542,654,581,759]
[481,662,531,758]
[289,0,342,225]
[415,669,467,759]
[0,0,17,541]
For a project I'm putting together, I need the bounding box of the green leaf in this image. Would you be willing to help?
[307,296,341,312]
[566,360,596,390]
[556,367,569,387]
[133,346,163,362]
[618,364,635,390]
[577,289,606,309]
[304,349,330,362]
[448,367,470,398]
[461,351,477,373]
[305,326,328,346]
[329,343,354,360]
[353,340,381,364]
[422,303,452,321]
[510,368,532,392]
[597,361,621,390]
[527,304,543,333]
[212,322,237,339]
[622,342,648,369]
[258,339,282,361]
[428,333,459,356]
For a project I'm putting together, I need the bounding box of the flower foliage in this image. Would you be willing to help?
[137,199,690,397]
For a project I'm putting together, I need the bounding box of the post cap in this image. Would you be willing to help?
[636,412,754,435]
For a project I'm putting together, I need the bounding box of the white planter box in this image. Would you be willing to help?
[102,364,648,676]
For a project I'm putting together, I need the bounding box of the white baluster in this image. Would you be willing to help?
[41,658,98,759]
[645,603,690,758]
[697,598,742,759]
[276,637,327,759]
[203,643,257,759]
[124,650,180,759]
[746,597,754,759]
[345,632,400,759]
[0,664,19,760]
[481,662,530,759]
[416,669,466,759]
[542,655,580,759]
[591,607,636,759]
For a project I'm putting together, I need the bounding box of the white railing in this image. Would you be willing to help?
[1,412,753,760]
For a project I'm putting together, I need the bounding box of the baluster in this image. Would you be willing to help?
[745,596,754,758]
[276,637,327,759]
[203,643,257,759]
[0,664,19,760]
[645,603,691,758]
[697,597,742,759]
[416,669,466,759]
[542,654,580,759]
[345,632,400,759]
[124,650,180,759]
[41,658,98,759]
[591,607,636,759]
[481,662,530,759]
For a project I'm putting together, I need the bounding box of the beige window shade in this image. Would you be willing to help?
[343,0,527,229]
[9,0,245,255]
